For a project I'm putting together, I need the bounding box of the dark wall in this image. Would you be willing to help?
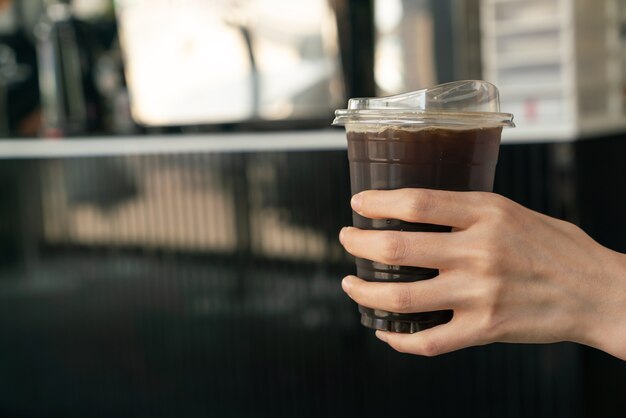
[0,161,20,266]
[575,135,626,418]
[576,135,626,253]
[0,144,591,418]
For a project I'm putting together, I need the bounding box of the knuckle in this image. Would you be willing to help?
[484,194,515,225]
[473,245,507,276]
[353,282,377,306]
[473,276,505,307]
[405,189,436,218]
[465,238,497,275]
[487,278,506,301]
[477,285,506,340]
[389,286,413,313]
[379,232,407,265]
[468,230,512,277]
[419,338,443,357]
[480,306,504,341]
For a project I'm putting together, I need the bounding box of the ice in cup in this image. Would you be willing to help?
[333,81,515,333]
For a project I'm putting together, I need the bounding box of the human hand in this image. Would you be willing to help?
[339,189,626,360]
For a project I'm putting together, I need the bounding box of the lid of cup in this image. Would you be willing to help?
[333,80,515,128]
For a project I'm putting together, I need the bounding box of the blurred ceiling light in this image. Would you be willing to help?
[375,0,403,34]
[374,0,439,95]
[375,37,405,94]
[72,0,112,21]
[251,0,325,35]
[374,0,406,94]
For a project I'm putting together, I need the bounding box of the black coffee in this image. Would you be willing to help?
[346,125,502,333]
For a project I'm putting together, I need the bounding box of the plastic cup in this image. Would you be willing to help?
[333,81,515,333]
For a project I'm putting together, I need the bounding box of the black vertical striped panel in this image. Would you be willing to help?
[0,146,583,418]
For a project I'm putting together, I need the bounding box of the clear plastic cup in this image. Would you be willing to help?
[333,80,515,333]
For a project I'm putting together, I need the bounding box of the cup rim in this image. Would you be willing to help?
[332,109,515,128]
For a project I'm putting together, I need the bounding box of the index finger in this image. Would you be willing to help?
[351,188,486,229]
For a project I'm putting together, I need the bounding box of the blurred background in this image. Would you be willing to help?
[1,0,626,417]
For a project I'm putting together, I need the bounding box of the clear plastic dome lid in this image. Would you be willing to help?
[333,80,515,128]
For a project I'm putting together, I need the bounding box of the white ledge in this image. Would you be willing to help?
[0,130,348,159]
[1,123,619,158]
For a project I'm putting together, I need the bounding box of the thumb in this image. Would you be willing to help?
[375,316,479,357]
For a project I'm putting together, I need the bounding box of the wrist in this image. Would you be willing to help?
[579,250,626,360]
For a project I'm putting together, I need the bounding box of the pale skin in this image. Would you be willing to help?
[338,188,626,361]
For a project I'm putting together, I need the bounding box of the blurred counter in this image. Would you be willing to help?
[0,130,347,159]
[0,127,617,159]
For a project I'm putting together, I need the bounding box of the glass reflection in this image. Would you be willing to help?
[115,0,344,126]
[374,0,482,95]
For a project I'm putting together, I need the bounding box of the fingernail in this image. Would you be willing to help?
[339,227,347,243]
[351,193,362,212]
[341,276,353,293]
[375,330,387,342]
